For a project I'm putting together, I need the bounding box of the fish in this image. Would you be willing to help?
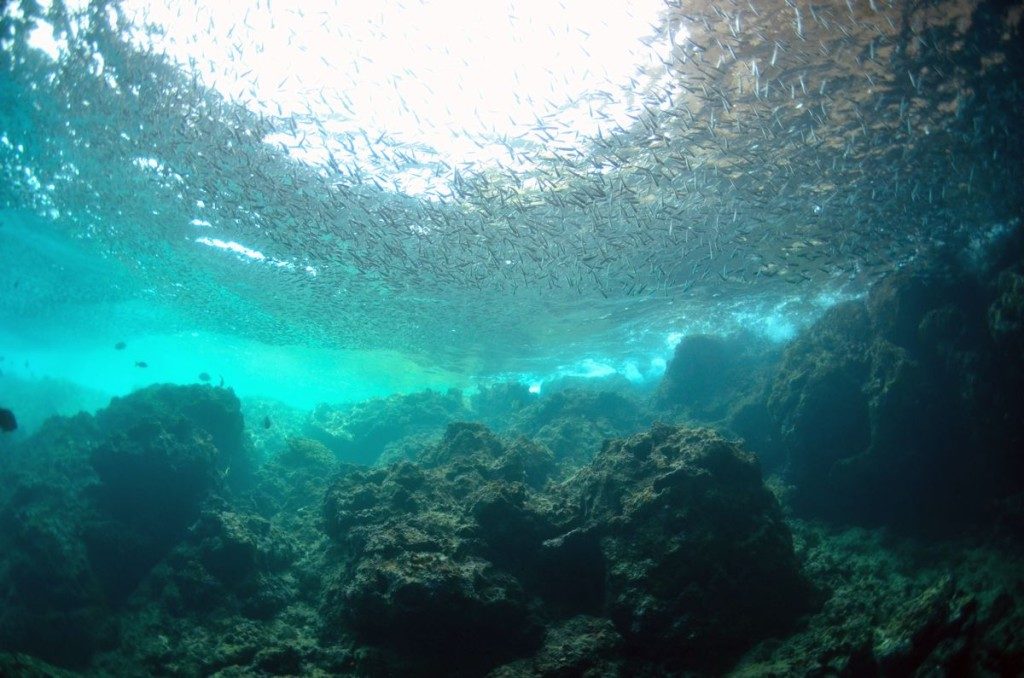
[135,361,148,368]
[114,341,126,350]
[263,415,272,430]
[0,0,1012,375]
[0,407,16,433]
[198,372,211,382]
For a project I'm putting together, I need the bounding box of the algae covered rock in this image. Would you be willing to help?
[0,652,77,677]
[0,415,113,667]
[419,421,556,492]
[95,384,252,486]
[0,385,252,667]
[654,332,779,422]
[321,420,810,674]
[766,253,1024,527]
[306,389,468,465]
[140,506,296,621]
[565,424,812,671]
[247,437,345,519]
[321,423,556,675]
[733,522,1024,677]
[86,420,220,590]
[469,381,538,428]
[766,301,883,521]
[509,389,649,466]
[488,615,624,677]
[872,575,975,675]
[516,389,643,433]
[989,269,1024,353]
[85,387,241,604]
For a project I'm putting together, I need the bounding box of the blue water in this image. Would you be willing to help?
[2,1,1023,675]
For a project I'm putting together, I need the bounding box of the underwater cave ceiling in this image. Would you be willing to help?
[0,0,1021,373]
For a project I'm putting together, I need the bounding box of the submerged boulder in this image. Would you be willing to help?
[320,423,555,675]
[95,384,251,486]
[766,251,1024,528]
[85,419,221,604]
[306,389,468,465]
[0,385,251,667]
[468,381,538,428]
[562,424,812,671]
[321,419,810,675]
[508,389,649,466]
[0,417,113,666]
[489,615,625,677]
[654,332,779,422]
[85,385,250,604]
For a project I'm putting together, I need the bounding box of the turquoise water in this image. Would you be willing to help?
[2,1,1023,675]
[8,0,1004,419]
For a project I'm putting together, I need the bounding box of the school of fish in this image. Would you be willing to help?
[0,0,1020,373]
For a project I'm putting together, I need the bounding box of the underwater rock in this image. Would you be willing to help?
[0,652,78,677]
[0,407,16,432]
[85,408,226,604]
[872,575,975,675]
[416,420,506,467]
[767,296,960,525]
[320,423,566,673]
[189,509,289,591]
[418,422,555,492]
[142,506,295,620]
[95,384,252,487]
[242,437,345,602]
[654,332,779,422]
[248,437,344,518]
[469,381,538,428]
[322,420,809,674]
[989,269,1024,354]
[0,415,113,667]
[488,615,624,677]
[655,333,731,408]
[733,522,1024,676]
[766,250,1024,528]
[866,266,969,351]
[725,396,787,473]
[321,428,550,674]
[306,388,468,465]
[653,332,791,472]
[507,389,649,466]
[0,385,254,667]
[85,436,346,677]
[766,302,880,519]
[562,424,813,671]
[528,416,611,468]
[239,397,307,460]
[513,389,643,435]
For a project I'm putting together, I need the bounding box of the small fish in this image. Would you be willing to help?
[262,415,272,430]
[114,341,126,350]
[218,375,224,387]
[0,407,16,433]
[135,361,148,368]
[198,372,211,382]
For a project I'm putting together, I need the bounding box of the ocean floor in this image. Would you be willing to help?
[1,232,1023,676]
